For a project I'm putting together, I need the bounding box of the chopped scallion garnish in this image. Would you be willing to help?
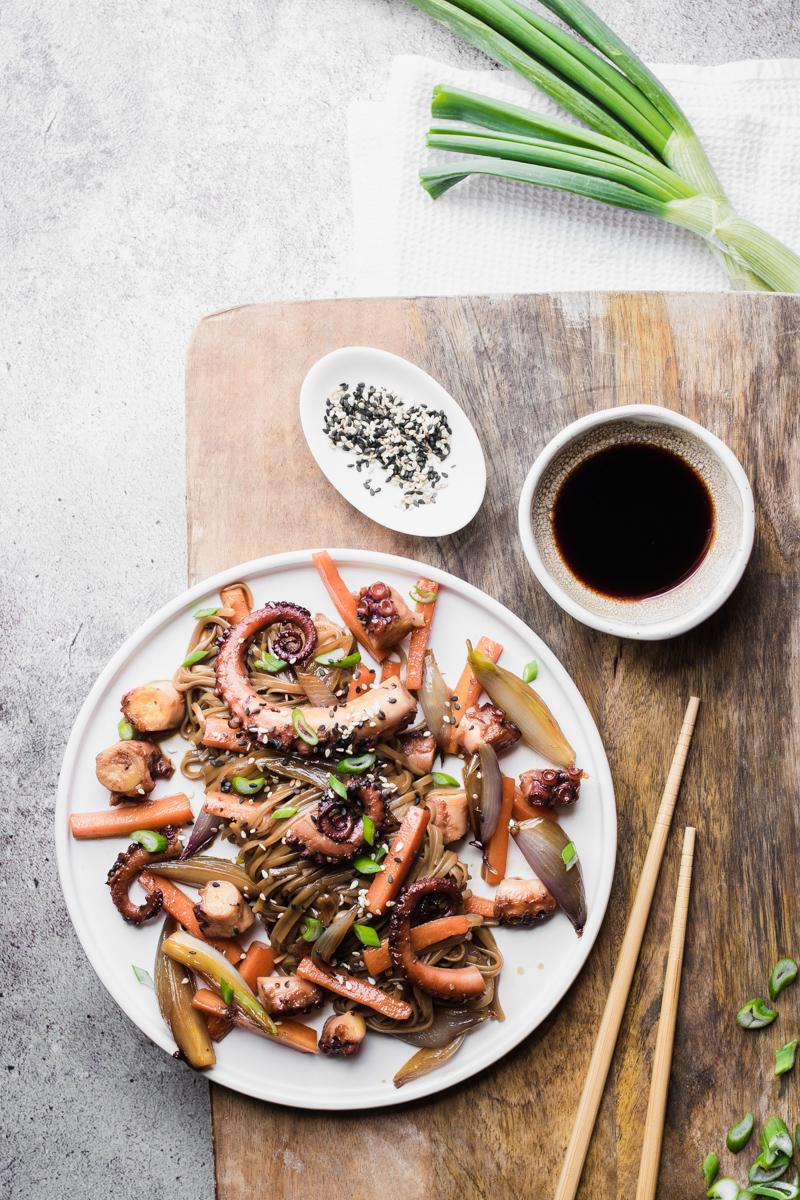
[522,659,539,683]
[301,917,322,942]
[131,964,153,987]
[219,979,234,1006]
[761,1117,793,1159]
[129,829,168,853]
[315,648,362,669]
[117,719,135,741]
[561,841,578,871]
[271,806,298,820]
[353,923,381,947]
[181,648,209,668]
[328,774,348,800]
[353,855,384,875]
[336,752,376,775]
[775,1040,798,1077]
[726,1112,754,1153]
[702,1153,720,1189]
[252,651,288,673]
[431,771,460,787]
[362,815,376,845]
[193,606,219,619]
[409,585,437,604]
[292,707,320,746]
[769,958,798,1001]
[231,775,265,796]
[737,997,778,1030]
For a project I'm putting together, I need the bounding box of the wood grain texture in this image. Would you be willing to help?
[186,292,800,1200]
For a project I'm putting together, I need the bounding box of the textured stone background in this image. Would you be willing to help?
[2,2,798,1197]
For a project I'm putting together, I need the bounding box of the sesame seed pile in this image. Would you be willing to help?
[323,381,453,508]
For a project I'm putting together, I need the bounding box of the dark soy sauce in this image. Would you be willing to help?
[552,442,714,600]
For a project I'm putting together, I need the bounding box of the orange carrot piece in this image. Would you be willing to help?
[69,793,193,840]
[380,658,402,682]
[202,789,266,823]
[464,895,496,919]
[511,787,557,824]
[447,635,504,753]
[405,578,439,691]
[205,1011,233,1043]
[140,872,242,963]
[192,989,318,1054]
[220,584,250,624]
[202,716,253,753]
[312,550,386,661]
[366,805,430,916]
[362,914,476,976]
[296,957,412,1021]
[347,664,376,701]
[481,775,515,886]
[238,941,275,991]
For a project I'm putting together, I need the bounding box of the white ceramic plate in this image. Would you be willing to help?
[299,347,487,537]
[56,548,616,1110]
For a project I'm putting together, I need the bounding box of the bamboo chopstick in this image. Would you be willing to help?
[635,825,697,1200]
[553,696,700,1200]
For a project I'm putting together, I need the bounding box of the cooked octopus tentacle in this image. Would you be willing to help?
[286,780,387,862]
[216,602,317,720]
[319,1011,366,1056]
[107,826,182,925]
[355,582,423,650]
[518,767,583,808]
[96,739,173,800]
[388,877,485,1002]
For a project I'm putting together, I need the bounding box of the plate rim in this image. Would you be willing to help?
[56,546,616,1110]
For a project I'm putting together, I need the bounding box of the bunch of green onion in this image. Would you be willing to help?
[405,0,800,292]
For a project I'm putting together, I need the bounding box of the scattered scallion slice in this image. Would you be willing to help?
[353,923,381,947]
[117,719,135,741]
[561,840,578,871]
[775,1041,798,1077]
[219,979,234,1006]
[336,752,376,775]
[522,659,539,683]
[432,771,460,787]
[315,648,362,669]
[750,1183,800,1199]
[353,855,384,875]
[302,917,323,942]
[181,648,209,668]
[362,815,376,846]
[707,1182,743,1200]
[761,1118,793,1159]
[410,585,437,604]
[769,959,798,1002]
[231,775,265,796]
[727,1112,755,1153]
[193,606,219,619]
[132,964,153,987]
[750,1154,791,1185]
[271,806,298,820]
[292,707,320,746]
[703,1154,720,1189]
[252,651,288,673]
[374,845,388,863]
[130,829,168,853]
[737,998,778,1030]
[328,774,348,800]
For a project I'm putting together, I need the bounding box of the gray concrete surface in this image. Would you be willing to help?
[2,2,798,1197]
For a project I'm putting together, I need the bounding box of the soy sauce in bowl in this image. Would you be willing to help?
[552,442,715,600]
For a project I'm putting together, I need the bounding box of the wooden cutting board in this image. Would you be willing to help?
[186,293,799,1200]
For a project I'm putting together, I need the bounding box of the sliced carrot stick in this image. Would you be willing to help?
[405,579,439,690]
[347,664,376,701]
[140,872,242,963]
[362,914,477,976]
[481,775,515,886]
[380,658,402,682]
[238,941,275,991]
[202,716,253,753]
[464,895,496,919]
[511,787,558,824]
[312,550,386,661]
[220,584,251,624]
[296,957,412,1021]
[447,635,504,753]
[205,1010,233,1043]
[202,790,267,823]
[192,989,318,1054]
[366,805,430,916]
[69,793,193,840]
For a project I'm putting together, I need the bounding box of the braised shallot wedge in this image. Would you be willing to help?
[512,818,587,935]
[160,929,277,1037]
[155,918,215,1070]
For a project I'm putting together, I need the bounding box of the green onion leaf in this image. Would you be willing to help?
[762,1118,793,1159]
[252,651,288,673]
[703,1154,720,1189]
[353,923,381,947]
[749,1183,800,1199]
[117,719,135,741]
[374,845,388,863]
[736,997,778,1030]
[362,815,376,846]
[750,1152,791,1185]
[181,648,209,668]
[131,964,153,987]
[707,1182,744,1200]
[231,775,265,796]
[336,752,376,775]
[353,855,384,875]
[292,707,320,746]
[561,841,578,871]
[410,585,437,604]
[193,606,220,619]
[219,978,234,1006]
[301,917,323,942]
[726,1112,754,1153]
[315,648,362,668]
[432,771,460,787]
[769,958,798,1001]
[129,829,168,853]
[271,806,298,820]
[328,774,348,800]
[522,659,539,683]
[775,1040,798,1077]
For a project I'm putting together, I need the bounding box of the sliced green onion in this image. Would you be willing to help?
[775,1040,798,1077]
[336,752,376,775]
[727,1112,755,1153]
[362,815,376,846]
[749,1183,800,1199]
[130,829,168,853]
[292,707,320,746]
[769,958,798,1001]
[160,928,276,1036]
[707,1183,743,1200]
[271,806,298,820]
[736,998,778,1030]
[761,1118,793,1159]
[315,648,362,668]
[410,585,437,604]
[252,651,288,673]
[353,923,381,947]
[522,659,539,683]
[117,719,135,741]
[561,840,578,871]
[374,845,388,863]
[353,855,384,875]
[219,978,234,1006]
[432,771,460,787]
[193,606,220,619]
[328,774,348,801]
[231,775,265,796]
[750,1154,791,1185]
[703,1154,720,1189]
[302,917,323,942]
[181,648,209,668]
[132,964,153,987]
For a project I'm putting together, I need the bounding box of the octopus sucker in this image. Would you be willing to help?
[106,826,182,925]
[286,780,387,862]
[389,877,485,1002]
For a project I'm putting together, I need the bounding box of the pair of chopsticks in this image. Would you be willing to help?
[554,696,700,1200]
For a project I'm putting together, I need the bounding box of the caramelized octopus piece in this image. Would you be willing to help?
[106,826,182,925]
[96,739,173,801]
[518,767,583,808]
[396,728,437,775]
[319,1011,367,1057]
[427,789,469,844]
[286,780,387,862]
[389,877,485,1002]
[494,876,556,926]
[355,582,423,651]
[457,703,521,756]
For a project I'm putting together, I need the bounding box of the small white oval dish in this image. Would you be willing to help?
[299,346,486,537]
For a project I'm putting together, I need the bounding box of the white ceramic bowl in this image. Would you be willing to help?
[299,346,486,538]
[518,405,755,641]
